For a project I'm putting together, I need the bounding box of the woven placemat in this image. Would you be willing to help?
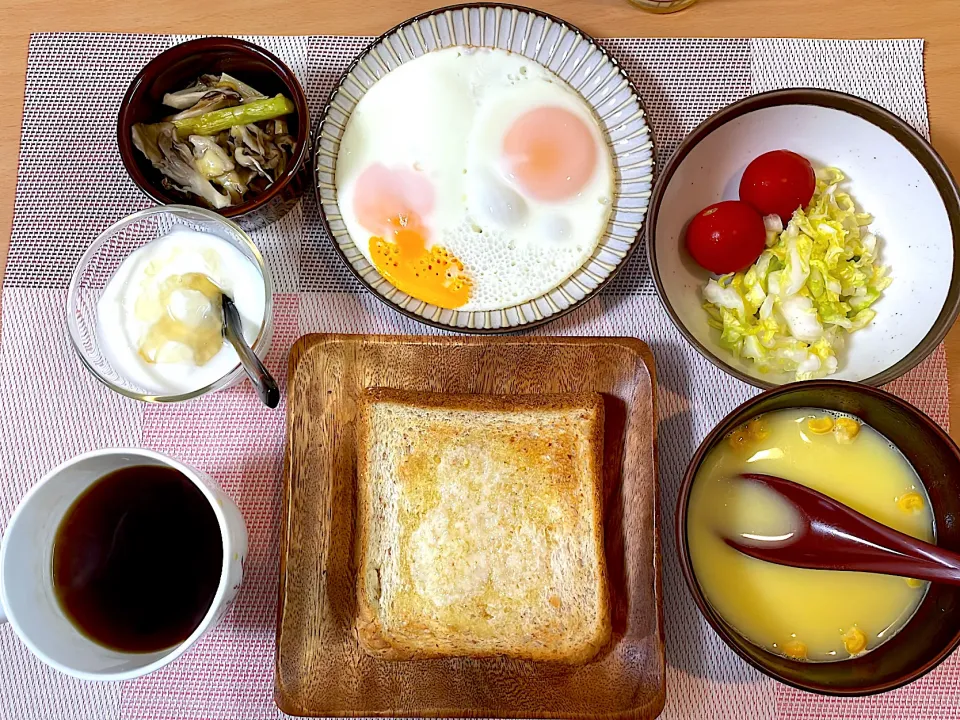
[0,33,949,720]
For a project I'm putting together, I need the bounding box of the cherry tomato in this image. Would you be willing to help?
[685,200,765,274]
[739,150,816,221]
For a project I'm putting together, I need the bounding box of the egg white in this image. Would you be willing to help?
[335,46,614,311]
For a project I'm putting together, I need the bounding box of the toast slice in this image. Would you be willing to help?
[354,388,610,663]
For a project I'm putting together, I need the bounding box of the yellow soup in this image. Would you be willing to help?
[687,408,934,662]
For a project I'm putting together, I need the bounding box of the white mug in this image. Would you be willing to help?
[0,448,247,681]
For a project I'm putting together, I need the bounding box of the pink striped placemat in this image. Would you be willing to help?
[0,33,951,720]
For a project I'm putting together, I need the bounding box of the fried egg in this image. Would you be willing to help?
[335,46,614,311]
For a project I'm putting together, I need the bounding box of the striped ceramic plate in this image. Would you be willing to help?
[313,3,655,332]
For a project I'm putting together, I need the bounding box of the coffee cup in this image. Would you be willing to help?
[0,448,247,680]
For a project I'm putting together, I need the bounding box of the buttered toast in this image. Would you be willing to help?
[354,388,610,663]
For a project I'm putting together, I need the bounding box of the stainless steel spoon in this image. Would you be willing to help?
[221,293,279,409]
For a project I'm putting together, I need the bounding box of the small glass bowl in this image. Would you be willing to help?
[67,205,274,403]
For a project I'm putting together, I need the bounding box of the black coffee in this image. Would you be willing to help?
[52,465,223,653]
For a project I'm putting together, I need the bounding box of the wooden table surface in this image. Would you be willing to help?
[0,0,956,430]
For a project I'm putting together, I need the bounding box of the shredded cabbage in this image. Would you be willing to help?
[701,168,891,381]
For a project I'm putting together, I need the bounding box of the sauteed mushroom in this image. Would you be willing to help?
[132,72,296,208]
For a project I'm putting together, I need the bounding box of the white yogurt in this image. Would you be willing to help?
[96,228,266,396]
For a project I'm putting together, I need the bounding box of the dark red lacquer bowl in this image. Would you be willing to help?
[677,380,960,695]
[117,37,310,231]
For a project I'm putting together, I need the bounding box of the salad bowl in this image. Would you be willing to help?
[647,89,960,388]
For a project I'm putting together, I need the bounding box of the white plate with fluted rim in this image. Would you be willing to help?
[313,3,655,333]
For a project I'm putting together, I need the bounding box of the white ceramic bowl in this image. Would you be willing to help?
[648,89,960,387]
[314,3,654,332]
[0,449,247,681]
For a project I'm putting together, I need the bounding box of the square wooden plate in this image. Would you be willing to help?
[276,334,664,719]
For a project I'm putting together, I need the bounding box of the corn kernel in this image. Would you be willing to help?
[728,428,749,451]
[842,626,868,655]
[807,417,835,434]
[746,418,769,441]
[728,419,769,450]
[834,417,861,444]
[782,640,807,660]
[905,577,925,589]
[897,491,925,513]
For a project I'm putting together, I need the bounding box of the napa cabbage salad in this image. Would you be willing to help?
[702,168,891,381]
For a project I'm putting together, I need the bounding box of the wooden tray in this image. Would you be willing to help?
[276,335,664,719]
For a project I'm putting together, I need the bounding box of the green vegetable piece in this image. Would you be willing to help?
[172,95,295,137]
[700,166,892,381]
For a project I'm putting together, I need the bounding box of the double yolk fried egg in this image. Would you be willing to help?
[335,46,615,311]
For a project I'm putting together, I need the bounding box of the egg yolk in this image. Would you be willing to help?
[369,216,472,309]
[353,163,434,235]
[353,164,471,308]
[502,106,598,202]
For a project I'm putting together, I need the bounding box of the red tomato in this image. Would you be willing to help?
[739,150,816,221]
[685,201,765,274]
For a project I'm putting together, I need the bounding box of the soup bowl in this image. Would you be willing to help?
[676,380,960,695]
